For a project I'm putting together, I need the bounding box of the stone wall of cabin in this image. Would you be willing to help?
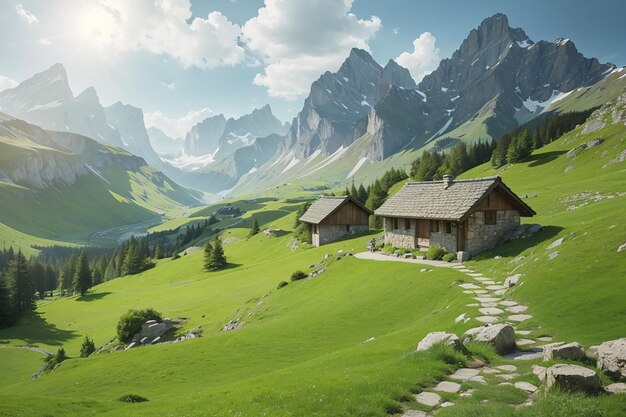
[430,224,457,253]
[318,224,368,246]
[383,218,417,249]
[465,210,520,254]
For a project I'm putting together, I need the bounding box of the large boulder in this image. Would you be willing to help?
[545,364,601,394]
[597,338,626,379]
[139,321,167,340]
[463,324,516,354]
[417,331,462,352]
[543,342,585,361]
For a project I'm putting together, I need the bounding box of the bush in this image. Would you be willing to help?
[277,281,289,289]
[443,252,457,263]
[425,244,446,260]
[118,394,149,403]
[382,244,396,254]
[290,270,307,281]
[80,336,96,357]
[116,308,162,344]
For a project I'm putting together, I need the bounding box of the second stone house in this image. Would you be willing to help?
[374,175,535,259]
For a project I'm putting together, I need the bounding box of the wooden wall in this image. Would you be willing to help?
[322,200,369,225]
[475,188,515,210]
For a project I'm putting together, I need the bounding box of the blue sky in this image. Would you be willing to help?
[0,0,624,138]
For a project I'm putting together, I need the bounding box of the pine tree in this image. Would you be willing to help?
[80,336,96,357]
[73,252,92,296]
[207,237,227,271]
[248,219,260,238]
[350,180,358,198]
[155,241,163,260]
[203,241,214,271]
[357,184,367,204]
[8,250,35,314]
[0,274,15,327]
[122,239,141,276]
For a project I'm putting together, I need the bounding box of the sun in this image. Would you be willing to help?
[78,6,117,44]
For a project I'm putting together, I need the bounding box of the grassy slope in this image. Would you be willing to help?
[0,199,476,417]
[460,118,626,344]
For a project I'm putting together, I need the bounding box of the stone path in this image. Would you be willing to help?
[397,263,560,417]
[354,252,455,268]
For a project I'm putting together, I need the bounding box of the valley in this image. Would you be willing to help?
[0,5,624,417]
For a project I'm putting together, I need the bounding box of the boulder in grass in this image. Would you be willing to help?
[605,383,626,394]
[416,331,462,352]
[543,342,585,361]
[463,324,516,354]
[597,338,626,379]
[545,364,601,394]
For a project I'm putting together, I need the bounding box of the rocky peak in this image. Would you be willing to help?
[382,59,417,90]
[76,87,99,103]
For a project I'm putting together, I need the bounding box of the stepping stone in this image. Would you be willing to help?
[486,285,507,290]
[496,365,518,372]
[459,283,481,289]
[473,289,488,294]
[502,348,544,361]
[469,375,487,384]
[414,391,441,407]
[475,316,499,323]
[450,368,481,381]
[508,314,532,322]
[479,307,504,316]
[532,365,547,381]
[493,289,508,296]
[463,290,474,294]
[481,367,500,374]
[474,277,492,282]
[459,389,475,397]
[402,410,428,417]
[481,302,498,307]
[466,303,479,307]
[499,382,513,386]
[536,336,553,342]
[474,297,499,303]
[481,280,496,285]
[454,313,467,323]
[467,273,483,277]
[516,330,532,336]
[499,300,518,307]
[517,339,536,346]
[433,381,461,393]
[515,381,538,393]
[505,305,528,313]
[440,402,455,408]
[459,269,473,273]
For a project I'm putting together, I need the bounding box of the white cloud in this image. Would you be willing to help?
[16,4,39,24]
[242,0,382,100]
[392,27,399,35]
[395,32,441,83]
[77,0,244,69]
[144,107,214,139]
[0,75,19,91]
[39,38,51,46]
[161,81,176,90]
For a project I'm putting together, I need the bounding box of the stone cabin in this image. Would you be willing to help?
[299,195,373,247]
[374,175,535,259]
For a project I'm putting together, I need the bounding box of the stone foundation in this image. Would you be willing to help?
[316,224,368,246]
[465,210,520,254]
[383,218,416,248]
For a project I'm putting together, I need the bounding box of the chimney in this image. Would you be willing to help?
[443,174,453,189]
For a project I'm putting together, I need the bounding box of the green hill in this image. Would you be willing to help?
[0,96,625,416]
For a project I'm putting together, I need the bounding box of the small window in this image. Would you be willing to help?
[392,218,399,230]
[405,218,411,230]
[484,211,497,225]
[346,224,350,232]
[444,221,452,234]
[312,224,318,234]
[430,220,439,233]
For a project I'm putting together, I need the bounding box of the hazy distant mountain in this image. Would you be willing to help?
[147,126,183,158]
[184,114,227,157]
[0,63,166,172]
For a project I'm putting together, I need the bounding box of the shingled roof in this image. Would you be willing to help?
[375,176,535,221]
[299,195,372,225]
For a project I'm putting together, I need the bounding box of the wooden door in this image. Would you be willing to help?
[456,221,466,251]
[416,219,429,246]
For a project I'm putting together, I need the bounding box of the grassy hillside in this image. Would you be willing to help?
[0,198,478,416]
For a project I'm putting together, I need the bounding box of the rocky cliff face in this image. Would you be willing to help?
[184,114,227,157]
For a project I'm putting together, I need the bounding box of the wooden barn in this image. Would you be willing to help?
[375,175,535,259]
[299,195,372,246]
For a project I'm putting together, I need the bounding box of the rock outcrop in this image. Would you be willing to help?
[597,338,626,379]
[463,324,516,354]
[416,331,463,352]
[543,342,585,361]
[545,364,601,393]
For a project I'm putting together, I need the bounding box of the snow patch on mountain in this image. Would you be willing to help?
[347,157,368,178]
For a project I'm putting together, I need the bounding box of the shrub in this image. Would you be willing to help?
[443,252,457,263]
[277,281,289,289]
[290,270,307,281]
[382,244,396,254]
[80,336,96,358]
[425,244,446,261]
[116,308,162,344]
[118,394,149,403]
